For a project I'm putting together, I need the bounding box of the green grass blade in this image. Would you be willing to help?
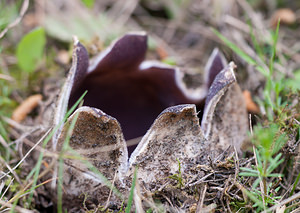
[125,166,138,213]
[212,28,257,66]
[26,91,87,206]
[67,149,124,199]
[239,167,259,177]
[269,20,280,75]
[290,171,300,196]
[243,189,264,209]
[266,156,284,175]
[239,172,260,177]
[255,65,269,78]
[57,103,81,213]
[267,173,284,177]
[248,21,264,61]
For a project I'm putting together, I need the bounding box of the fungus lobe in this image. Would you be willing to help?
[67,32,230,151]
[51,32,248,210]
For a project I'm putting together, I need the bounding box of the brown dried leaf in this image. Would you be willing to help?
[156,45,168,59]
[12,94,42,122]
[271,8,296,27]
[243,90,260,114]
[56,50,70,65]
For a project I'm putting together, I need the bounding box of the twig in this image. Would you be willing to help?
[293,118,300,125]
[290,207,300,213]
[223,15,251,34]
[240,157,255,166]
[234,181,248,203]
[236,0,266,32]
[262,191,300,213]
[0,0,29,39]
[0,134,15,157]
[2,116,41,133]
[0,199,34,213]
[249,114,253,135]
[188,173,214,187]
[196,184,207,213]
[134,172,143,213]
[161,193,174,208]
[0,158,21,184]
[287,201,300,211]
[0,178,14,200]
[109,0,139,26]
[23,159,56,192]
[253,146,267,210]
[1,175,56,212]
[226,197,233,213]
[234,146,240,180]
[0,74,14,81]
[103,169,118,210]
[9,129,58,159]
[0,128,52,180]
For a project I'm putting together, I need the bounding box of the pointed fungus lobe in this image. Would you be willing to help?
[68,33,227,145]
[53,32,248,210]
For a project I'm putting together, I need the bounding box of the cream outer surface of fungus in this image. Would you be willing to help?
[50,32,248,210]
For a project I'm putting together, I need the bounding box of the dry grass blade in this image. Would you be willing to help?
[0,128,52,180]
[0,199,34,213]
[0,177,14,200]
[262,191,300,213]
[0,158,21,184]
[0,134,14,157]
[0,0,29,39]
[188,173,214,187]
[0,0,299,212]
[109,0,139,25]
[2,117,40,133]
[197,203,217,213]
[103,170,118,210]
[196,184,207,213]
[253,145,267,209]
[0,74,14,81]
[133,173,143,213]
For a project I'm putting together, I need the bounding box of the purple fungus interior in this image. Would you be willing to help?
[205,49,227,90]
[68,33,226,153]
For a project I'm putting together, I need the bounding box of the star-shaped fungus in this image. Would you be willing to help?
[50,32,248,211]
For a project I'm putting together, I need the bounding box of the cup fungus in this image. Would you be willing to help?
[50,32,248,210]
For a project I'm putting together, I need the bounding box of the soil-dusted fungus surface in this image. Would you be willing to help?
[0,0,299,212]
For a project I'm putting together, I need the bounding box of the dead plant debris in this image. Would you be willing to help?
[0,0,299,212]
